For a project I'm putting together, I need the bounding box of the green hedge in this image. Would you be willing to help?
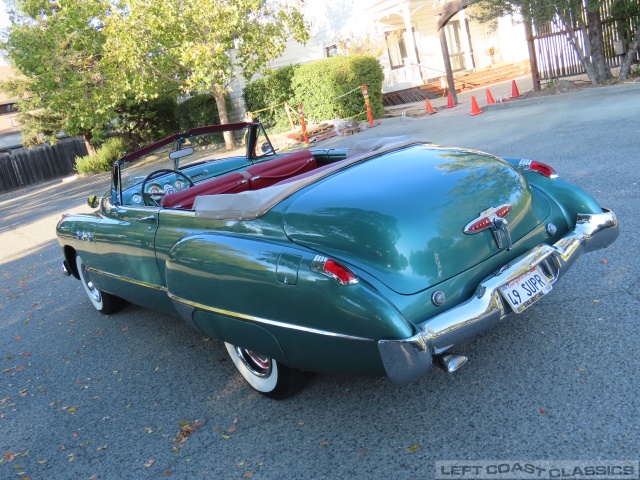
[175,94,222,131]
[243,56,384,131]
[244,65,299,132]
[75,137,128,174]
[291,55,384,123]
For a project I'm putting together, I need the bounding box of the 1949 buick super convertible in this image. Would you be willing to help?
[57,121,619,398]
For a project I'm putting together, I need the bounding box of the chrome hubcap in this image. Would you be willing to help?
[81,265,101,303]
[235,347,272,378]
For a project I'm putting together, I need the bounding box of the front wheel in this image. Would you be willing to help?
[224,343,310,399]
[76,255,125,314]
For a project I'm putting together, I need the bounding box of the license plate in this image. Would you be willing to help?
[500,267,552,314]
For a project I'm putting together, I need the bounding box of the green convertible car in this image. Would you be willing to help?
[57,121,619,398]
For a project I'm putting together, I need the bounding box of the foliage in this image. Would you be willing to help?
[103,0,309,149]
[610,0,640,43]
[334,33,386,57]
[75,137,128,174]
[112,93,180,147]
[290,55,384,122]
[0,0,116,151]
[243,65,299,132]
[175,94,222,131]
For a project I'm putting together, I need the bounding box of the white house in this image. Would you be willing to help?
[228,0,530,120]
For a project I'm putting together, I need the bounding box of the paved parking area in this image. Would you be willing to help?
[1,84,638,479]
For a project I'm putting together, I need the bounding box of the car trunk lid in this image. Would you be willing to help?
[283,144,550,294]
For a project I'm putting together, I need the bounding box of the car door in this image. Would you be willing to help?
[92,200,173,311]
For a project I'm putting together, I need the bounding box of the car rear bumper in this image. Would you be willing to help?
[378,209,619,385]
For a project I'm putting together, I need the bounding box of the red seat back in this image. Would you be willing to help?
[161,172,249,209]
[247,150,316,189]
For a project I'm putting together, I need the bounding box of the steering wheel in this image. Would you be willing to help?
[141,169,194,206]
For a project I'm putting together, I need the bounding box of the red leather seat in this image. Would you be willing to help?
[246,150,316,190]
[161,172,250,209]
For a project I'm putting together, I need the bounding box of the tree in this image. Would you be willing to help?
[470,0,613,85]
[103,0,309,150]
[611,0,640,79]
[0,0,116,154]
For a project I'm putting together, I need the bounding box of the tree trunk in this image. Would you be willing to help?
[619,26,640,80]
[83,132,97,157]
[211,89,234,150]
[586,10,612,82]
[556,14,599,86]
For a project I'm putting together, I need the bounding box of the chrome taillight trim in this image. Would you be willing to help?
[518,159,559,179]
[310,255,358,286]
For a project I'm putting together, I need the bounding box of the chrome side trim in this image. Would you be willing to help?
[84,267,168,292]
[379,209,619,385]
[168,292,372,342]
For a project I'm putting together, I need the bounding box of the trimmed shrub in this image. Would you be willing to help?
[291,55,384,122]
[75,137,128,174]
[175,94,221,131]
[243,65,299,132]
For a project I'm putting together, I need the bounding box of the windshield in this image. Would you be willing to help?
[119,128,251,192]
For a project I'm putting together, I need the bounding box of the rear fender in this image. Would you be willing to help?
[503,158,604,227]
[165,234,414,370]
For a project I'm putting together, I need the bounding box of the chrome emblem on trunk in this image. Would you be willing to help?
[463,204,513,250]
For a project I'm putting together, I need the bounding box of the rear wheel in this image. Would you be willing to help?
[76,255,125,314]
[224,343,310,399]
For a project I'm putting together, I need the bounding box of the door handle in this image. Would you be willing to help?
[137,215,156,223]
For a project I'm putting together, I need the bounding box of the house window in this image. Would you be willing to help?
[0,103,17,115]
[385,29,420,70]
[325,45,338,58]
[385,30,408,69]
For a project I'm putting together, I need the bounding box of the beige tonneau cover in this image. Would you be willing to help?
[193,136,423,221]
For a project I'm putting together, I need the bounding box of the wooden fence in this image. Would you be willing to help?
[531,4,640,81]
[0,138,87,193]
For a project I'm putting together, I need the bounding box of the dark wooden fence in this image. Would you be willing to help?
[531,4,640,81]
[0,138,87,193]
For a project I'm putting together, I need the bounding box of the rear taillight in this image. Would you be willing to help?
[518,159,559,178]
[311,256,358,285]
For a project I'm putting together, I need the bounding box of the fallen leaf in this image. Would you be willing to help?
[578,367,585,372]
[226,427,237,433]
[67,406,78,413]
[221,435,230,440]
[96,445,108,451]
[540,408,546,414]
[601,259,608,264]
[14,336,22,340]
[143,459,155,468]
[37,460,47,464]
[297,421,304,426]
[593,299,600,303]
[233,418,238,424]
[319,441,331,446]
[17,366,24,372]
[243,473,254,478]
[178,421,189,427]
[407,444,420,452]
[165,470,171,476]
[237,461,246,467]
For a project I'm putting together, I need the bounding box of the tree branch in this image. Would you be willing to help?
[142,59,186,86]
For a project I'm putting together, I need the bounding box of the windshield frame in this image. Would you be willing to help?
[110,121,275,206]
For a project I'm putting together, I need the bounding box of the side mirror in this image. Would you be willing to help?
[87,195,99,208]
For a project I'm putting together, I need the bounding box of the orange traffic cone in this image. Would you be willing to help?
[425,98,436,115]
[469,96,483,116]
[446,91,456,108]
[486,88,496,105]
[510,80,520,99]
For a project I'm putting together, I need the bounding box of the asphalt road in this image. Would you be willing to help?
[1,84,639,480]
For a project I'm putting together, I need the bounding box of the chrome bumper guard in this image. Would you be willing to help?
[378,209,619,385]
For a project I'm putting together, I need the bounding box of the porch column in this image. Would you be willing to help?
[400,1,422,82]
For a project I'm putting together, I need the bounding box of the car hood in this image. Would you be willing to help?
[283,144,549,294]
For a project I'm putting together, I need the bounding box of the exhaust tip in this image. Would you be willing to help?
[435,353,468,373]
[61,260,71,277]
